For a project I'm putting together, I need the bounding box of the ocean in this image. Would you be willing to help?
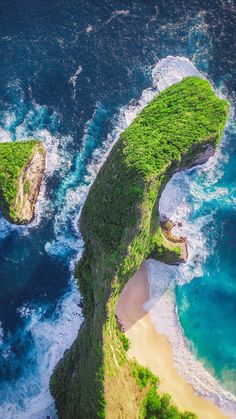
[0,1,235,417]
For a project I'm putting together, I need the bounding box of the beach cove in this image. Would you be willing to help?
[116,262,233,418]
[50,75,230,418]
[0,2,236,416]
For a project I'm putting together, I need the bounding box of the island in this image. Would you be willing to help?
[0,140,46,224]
[50,77,228,418]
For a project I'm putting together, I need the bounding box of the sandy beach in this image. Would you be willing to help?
[115,262,228,419]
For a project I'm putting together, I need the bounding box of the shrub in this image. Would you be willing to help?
[145,387,162,416]
[23,180,30,194]
[51,77,228,418]
[120,333,129,351]
[0,140,42,221]
[131,362,158,389]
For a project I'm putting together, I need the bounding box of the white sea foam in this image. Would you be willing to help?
[152,56,200,90]
[0,128,11,142]
[153,158,236,415]
[0,321,4,345]
[44,55,236,417]
[0,282,83,419]
[29,129,74,228]
[24,285,83,419]
[31,56,201,416]
[85,25,93,33]
[140,56,236,417]
[1,55,232,418]
[0,125,74,237]
[45,56,202,264]
[69,65,83,99]
[106,9,130,24]
[0,98,66,235]
[144,260,236,417]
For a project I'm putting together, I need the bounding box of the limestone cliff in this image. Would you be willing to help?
[50,77,228,419]
[0,140,46,224]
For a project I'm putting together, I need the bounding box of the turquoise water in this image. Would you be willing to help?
[0,0,235,417]
[176,123,236,394]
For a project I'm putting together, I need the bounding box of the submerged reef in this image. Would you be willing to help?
[0,140,46,224]
[50,77,228,418]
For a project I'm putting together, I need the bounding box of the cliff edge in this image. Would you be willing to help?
[50,77,228,418]
[0,140,46,224]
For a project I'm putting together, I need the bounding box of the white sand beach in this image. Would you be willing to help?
[115,263,228,419]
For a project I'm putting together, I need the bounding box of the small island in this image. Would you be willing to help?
[50,77,228,418]
[0,140,46,224]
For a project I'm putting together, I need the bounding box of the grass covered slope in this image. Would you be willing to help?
[50,77,228,418]
[0,140,45,223]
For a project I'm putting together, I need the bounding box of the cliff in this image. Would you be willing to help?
[50,77,228,418]
[0,140,46,224]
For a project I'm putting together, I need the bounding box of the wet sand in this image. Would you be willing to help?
[115,262,228,419]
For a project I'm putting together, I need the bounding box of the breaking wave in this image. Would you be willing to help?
[143,57,236,417]
[0,54,234,418]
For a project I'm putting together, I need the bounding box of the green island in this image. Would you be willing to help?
[50,77,228,418]
[0,140,46,224]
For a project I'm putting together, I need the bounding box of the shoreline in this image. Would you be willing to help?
[115,262,229,419]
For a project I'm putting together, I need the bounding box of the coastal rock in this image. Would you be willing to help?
[0,141,46,224]
[160,219,188,263]
[192,144,215,167]
[50,77,228,419]
[13,144,46,224]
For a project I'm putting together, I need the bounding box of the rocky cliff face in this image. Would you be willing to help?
[0,140,46,224]
[50,77,228,419]
[13,144,46,224]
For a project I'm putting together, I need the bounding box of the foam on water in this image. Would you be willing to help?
[0,56,233,417]
[152,56,200,90]
[45,57,200,261]
[0,281,83,419]
[0,322,3,345]
[0,126,65,236]
[0,100,75,236]
[38,56,230,416]
[144,260,236,417]
[69,65,83,99]
[142,57,236,416]
[0,98,85,417]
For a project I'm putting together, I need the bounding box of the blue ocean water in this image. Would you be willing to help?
[176,124,236,394]
[0,1,235,417]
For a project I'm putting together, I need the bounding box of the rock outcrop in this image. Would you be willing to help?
[0,140,46,224]
[13,144,46,223]
[50,77,228,419]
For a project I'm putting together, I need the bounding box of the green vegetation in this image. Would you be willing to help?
[23,180,30,194]
[131,362,196,419]
[50,77,228,418]
[119,333,130,352]
[149,226,184,263]
[131,361,158,389]
[141,389,197,419]
[0,140,42,222]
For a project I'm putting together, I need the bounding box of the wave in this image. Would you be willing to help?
[0,55,232,418]
[0,126,70,236]
[0,97,75,236]
[0,282,83,419]
[0,96,84,418]
[143,57,236,417]
[144,260,236,417]
[39,55,227,416]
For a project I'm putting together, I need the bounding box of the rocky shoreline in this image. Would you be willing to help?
[0,140,46,225]
[50,77,228,418]
[13,144,46,224]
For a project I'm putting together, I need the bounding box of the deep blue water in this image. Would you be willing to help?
[0,0,235,417]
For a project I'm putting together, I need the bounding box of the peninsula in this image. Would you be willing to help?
[50,77,228,418]
[0,140,46,224]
